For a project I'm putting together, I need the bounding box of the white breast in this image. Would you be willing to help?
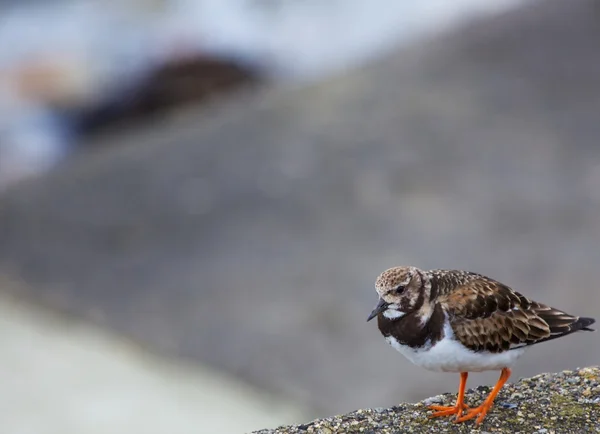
[385,321,526,373]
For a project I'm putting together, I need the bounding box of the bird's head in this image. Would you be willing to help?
[367,266,428,322]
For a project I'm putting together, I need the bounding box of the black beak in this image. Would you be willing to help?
[367,298,389,322]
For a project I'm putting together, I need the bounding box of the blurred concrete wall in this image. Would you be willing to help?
[0,278,307,434]
[1,0,599,423]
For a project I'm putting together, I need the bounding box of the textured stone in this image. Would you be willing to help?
[254,367,600,434]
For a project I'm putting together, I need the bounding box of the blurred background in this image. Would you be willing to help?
[1,0,599,433]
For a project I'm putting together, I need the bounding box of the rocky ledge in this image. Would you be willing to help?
[253,367,600,434]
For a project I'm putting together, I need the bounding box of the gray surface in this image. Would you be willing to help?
[1,0,599,419]
[0,285,307,434]
[254,367,600,434]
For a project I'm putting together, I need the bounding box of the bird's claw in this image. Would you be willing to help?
[428,403,469,419]
[453,404,491,425]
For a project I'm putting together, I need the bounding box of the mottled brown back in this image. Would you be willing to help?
[436,274,595,353]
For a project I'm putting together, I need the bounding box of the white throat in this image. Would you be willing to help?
[382,305,406,320]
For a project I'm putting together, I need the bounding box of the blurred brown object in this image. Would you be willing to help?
[75,54,264,138]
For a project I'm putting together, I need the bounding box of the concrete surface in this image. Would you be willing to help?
[254,367,600,434]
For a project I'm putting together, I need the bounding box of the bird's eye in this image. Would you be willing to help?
[395,285,405,294]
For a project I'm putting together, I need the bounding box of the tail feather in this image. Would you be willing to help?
[577,316,596,332]
[530,309,595,345]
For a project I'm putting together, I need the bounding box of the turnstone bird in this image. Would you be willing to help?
[367,266,596,425]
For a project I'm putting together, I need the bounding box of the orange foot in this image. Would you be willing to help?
[428,372,469,420]
[454,403,492,425]
[428,402,469,418]
[454,367,512,425]
[427,367,512,425]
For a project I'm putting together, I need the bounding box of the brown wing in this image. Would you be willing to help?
[438,278,595,353]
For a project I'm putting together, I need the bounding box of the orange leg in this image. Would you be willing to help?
[454,367,511,425]
[429,372,469,419]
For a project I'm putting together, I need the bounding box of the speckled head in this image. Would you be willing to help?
[367,266,430,321]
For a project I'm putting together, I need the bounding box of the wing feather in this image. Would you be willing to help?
[438,277,594,353]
